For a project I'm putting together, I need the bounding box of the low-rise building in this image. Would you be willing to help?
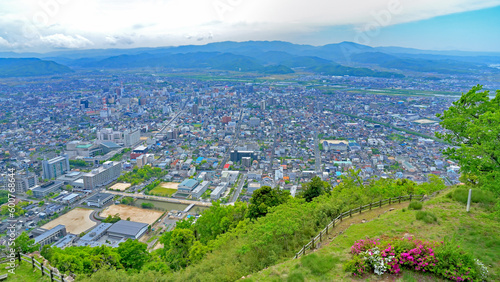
[87,193,114,208]
[32,181,64,198]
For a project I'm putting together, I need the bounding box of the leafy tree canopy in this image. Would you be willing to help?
[436,85,500,194]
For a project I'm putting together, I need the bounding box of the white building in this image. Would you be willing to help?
[82,161,122,190]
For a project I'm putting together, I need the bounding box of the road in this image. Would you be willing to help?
[217,108,244,171]
[105,190,212,207]
[314,130,322,173]
[229,174,247,203]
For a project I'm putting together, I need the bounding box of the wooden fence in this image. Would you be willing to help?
[294,194,424,259]
[19,253,72,282]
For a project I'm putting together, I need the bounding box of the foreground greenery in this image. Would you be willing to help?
[67,173,446,281]
[249,189,499,281]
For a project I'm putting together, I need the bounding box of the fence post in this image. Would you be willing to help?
[369,202,372,210]
[389,198,391,205]
[50,269,53,281]
[16,252,21,263]
[410,194,412,201]
[326,224,329,235]
[359,205,362,214]
[349,209,352,217]
[399,195,401,203]
[340,214,342,222]
[32,256,35,269]
[320,231,322,242]
[41,264,44,276]
[379,199,382,207]
[311,237,315,250]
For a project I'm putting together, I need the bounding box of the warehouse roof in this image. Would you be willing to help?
[107,220,148,237]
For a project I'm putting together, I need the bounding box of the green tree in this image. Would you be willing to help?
[300,176,332,202]
[247,186,290,219]
[25,190,33,196]
[117,239,150,270]
[13,232,39,254]
[164,228,195,270]
[436,85,500,194]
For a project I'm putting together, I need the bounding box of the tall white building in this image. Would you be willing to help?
[42,155,70,180]
[124,128,141,147]
[82,161,122,190]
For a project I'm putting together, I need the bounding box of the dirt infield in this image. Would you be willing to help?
[109,183,131,191]
[42,208,96,234]
[100,205,163,225]
[160,182,179,189]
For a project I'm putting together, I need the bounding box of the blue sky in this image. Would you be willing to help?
[297,5,500,52]
[0,0,499,52]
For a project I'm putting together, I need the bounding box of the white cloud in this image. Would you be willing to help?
[0,36,10,47]
[0,0,499,50]
[39,34,93,48]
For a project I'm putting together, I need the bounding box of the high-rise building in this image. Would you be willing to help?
[192,104,199,115]
[7,171,38,194]
[82,161,122,190]
[124,128,141,147]
[42,155,70,180]
[260,100,266,111]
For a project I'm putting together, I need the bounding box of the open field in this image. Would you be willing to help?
[109,183,131,191]
[41,208,96,234]
[160,182,179,189]
[100,204,163,225]
[414,118,439,124]
[150,186,177,197]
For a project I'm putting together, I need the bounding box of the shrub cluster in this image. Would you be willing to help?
[344,236,488,281]
[416,211,438,224]
[408,201,423,210]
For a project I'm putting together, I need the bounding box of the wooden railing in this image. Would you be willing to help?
[294,194,424,259]
[19,253,72,282]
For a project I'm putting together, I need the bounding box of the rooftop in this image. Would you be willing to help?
[106,220,148,237]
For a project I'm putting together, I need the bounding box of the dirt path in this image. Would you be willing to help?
[310,202,410,251]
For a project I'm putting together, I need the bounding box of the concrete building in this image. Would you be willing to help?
[32,181,64,198]
[191,181,210,198]
[34,225,67,247]
[210,182,228,200]
[9,171,37,194]
[82,161,121,190]
[87,193,114,208]
[106,220,148,240]
[53,234,77,249]
[124,128,141,147]
[178,179,199,193]
[230,150,256,163]
[42,155,70,180]
[56,171,84,188]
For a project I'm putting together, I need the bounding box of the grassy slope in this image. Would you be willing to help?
[0,260,52,282]
[247,191,500,281]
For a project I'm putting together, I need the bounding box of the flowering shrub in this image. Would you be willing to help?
[344,236,488,281]
[350,238,380,255]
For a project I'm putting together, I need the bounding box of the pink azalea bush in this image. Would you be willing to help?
[343,237,488,281]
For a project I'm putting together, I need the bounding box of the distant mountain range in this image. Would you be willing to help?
[0,58,73,77]
[1,41,500,77]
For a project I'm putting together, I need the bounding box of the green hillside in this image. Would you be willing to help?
[248,188,499,281]
[0,58,73,77]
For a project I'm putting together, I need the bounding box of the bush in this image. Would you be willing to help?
[408,201,423,210]
[416,211,437,224]
[345,237,488,281]
[452,188,497,205]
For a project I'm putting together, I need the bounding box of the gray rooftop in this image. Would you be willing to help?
[106,220,148,237]
[34,225,66,244]
[87,193,113,203]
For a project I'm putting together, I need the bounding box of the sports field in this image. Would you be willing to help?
[109,183,131,191]
[42,208,96,234]
[100,204,163,225]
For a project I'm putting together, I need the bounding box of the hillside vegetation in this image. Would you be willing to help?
[248,188,499,281]
[78,174,446,281]
[0,58,73,77]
